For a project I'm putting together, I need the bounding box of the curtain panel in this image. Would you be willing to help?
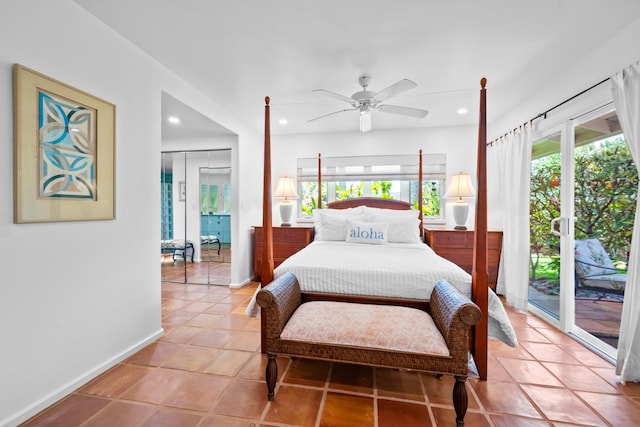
[611,61,640,383]
[492,126,532,311]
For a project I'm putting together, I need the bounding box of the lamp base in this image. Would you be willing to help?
[279,201,293,227]
[452,201,469,231]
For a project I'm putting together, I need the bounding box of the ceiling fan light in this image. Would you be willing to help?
[359,110,371,133]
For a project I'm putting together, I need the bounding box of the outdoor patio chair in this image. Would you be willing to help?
[574,238,626,302]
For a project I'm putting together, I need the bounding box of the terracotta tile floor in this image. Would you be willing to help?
[162,246,232,285]
[22,282,640,426]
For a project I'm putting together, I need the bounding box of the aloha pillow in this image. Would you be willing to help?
[345,219,388,245]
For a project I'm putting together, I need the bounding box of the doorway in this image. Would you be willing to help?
[161,149,232,285]
[528,105,636,358]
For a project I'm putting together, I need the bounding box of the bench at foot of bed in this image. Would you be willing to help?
[160,239,194,262]
[256,272,481,427]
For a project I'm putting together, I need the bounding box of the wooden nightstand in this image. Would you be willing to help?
[253,226,314,281]
[424,229,503,286]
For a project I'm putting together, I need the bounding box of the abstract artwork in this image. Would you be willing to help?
[39,91,96,199]
[13,64,116,223]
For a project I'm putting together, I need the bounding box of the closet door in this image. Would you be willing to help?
[161,151,188,283]
[187,150,232,285]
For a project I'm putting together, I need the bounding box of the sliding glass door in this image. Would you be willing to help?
[528,105,636,358]
[572,109,634,351]
[529,131,562,319]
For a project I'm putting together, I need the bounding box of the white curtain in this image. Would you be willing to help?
[611,61,640,383]
[493,126,532,311]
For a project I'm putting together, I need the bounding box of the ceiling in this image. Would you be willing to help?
[74,0,640,138]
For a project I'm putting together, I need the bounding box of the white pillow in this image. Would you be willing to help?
[385,218,421,243]
[313,208,365,241]
[345,219,388,245]
[363,211,421,244]
[312,206,365,221]
[314,214,350,241]
[363,206,419,220]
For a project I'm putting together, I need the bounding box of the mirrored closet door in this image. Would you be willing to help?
[161,149,232,285]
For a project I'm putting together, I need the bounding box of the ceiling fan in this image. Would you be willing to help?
[309,75,429,133]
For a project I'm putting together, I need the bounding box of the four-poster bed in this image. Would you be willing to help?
[257,79,498,380]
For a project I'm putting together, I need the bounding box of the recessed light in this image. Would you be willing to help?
[457,108,468,115]
[279,119,288,125]
[168,116,180,124]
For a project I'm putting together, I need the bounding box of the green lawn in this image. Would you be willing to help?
[530,255,559,284]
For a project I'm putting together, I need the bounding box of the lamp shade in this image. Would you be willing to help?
[446,172,475,200]
[274,176,299,200]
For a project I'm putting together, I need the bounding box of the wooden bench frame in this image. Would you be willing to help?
[256,272,481,427]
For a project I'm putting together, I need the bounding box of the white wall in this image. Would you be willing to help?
[0,2,260,425]
[485,16,640,230]
[270,125,478,229]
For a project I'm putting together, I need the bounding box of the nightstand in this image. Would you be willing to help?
[424,228,503,286]
[253,226,314,281]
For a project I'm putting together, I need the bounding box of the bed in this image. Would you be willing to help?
[246,205,516,353]
[255,79,505,380]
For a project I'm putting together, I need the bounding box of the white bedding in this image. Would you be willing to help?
[247,240,517,347]
[274,241,471,299]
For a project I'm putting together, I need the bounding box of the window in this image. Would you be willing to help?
[200,184,219,213]
[297,153,446,218]
[200,167,231,214]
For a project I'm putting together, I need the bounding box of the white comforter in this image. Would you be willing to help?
[247,241,517,347]
[275,241,471,299]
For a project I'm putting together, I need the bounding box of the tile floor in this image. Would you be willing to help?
[161,247,232,285]
[22,282,640,426]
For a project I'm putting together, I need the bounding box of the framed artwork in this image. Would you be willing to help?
[178,181,186,201]
[13,64,116,223]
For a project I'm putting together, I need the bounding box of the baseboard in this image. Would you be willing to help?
[2,328,164,427]
[229,277,252,289]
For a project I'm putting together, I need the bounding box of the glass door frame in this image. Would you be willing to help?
[528,122,570,331]
[567,103,620,358]
[528,103,620,360]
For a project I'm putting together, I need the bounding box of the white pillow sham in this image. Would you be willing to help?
[385,217,421,244]
[363,211,421,244]
[313,207,365,241]
[312,206,365,221]
[363,206,419,219]
[315,213,365,241]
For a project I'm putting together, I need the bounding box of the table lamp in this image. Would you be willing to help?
[446,172,475,230]
[274,176,299,226]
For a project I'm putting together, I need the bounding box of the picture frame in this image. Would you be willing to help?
[13,64,116,223]
[178,180,186,201]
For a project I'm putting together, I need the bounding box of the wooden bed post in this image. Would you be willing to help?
[418,149,423,238]
[472,78,489,380]
[261,96,275,285]
[317,153,322,209]
[261,96,274,353]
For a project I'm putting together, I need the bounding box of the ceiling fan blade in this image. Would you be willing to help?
[377,104,429,118]
[370,79,417,103]
[308,108,356,122]
[312,89,355,104]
